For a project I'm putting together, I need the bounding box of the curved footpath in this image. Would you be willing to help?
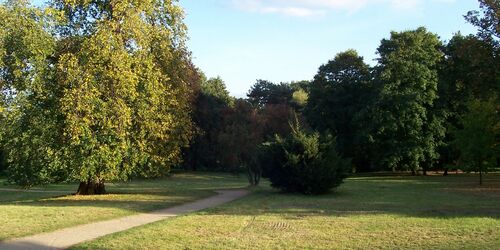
[0,189,249,250]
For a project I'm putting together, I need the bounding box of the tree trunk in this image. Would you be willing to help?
[443,168,448,176]
[479,170,483,186]
[253,169,261,186]
[76,180,106,195]
[247,165,261,186]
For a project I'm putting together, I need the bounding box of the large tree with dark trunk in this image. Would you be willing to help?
[1,0,194,194]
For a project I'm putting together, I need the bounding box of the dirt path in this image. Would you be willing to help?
[0,189,249,250]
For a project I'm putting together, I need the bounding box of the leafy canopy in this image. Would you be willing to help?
[1,0,194,186]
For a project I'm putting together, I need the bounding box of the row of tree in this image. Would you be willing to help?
[182,1,498,185]
[0,0,497,194]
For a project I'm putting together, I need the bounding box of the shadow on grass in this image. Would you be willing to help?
[1,173,499,219]
[205,173,500,219]
[0,173,249,213]
[0,241,57,250]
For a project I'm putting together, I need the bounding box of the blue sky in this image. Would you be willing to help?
[181,0,479,97]
[25,0,479,97]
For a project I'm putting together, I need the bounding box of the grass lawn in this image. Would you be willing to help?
[74,174,500,250]
[0,172,248,241]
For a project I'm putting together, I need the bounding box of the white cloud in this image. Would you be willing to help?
[229,0,454,17]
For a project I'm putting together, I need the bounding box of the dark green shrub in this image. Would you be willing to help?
[262,125,350,194]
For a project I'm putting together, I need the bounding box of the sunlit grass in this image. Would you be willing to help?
[74,174,500,250]
[0,172,248,241]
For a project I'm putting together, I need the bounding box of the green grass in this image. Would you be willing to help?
[74,174,500,250]
[0,172,248,241]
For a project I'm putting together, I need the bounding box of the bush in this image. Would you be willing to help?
[262,124,350,194]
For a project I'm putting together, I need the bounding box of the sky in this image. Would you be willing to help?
[180,0,479,97]
[24,0,480,97]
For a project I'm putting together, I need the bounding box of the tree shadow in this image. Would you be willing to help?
[1,174,499,219]
[0,240,58,250]
[206,174,500,219]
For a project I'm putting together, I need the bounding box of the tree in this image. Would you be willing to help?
[247,79,301,140]
[262,121,350,194]
[465,0,499,45]
[452,98,499,185]
[217,99,263,184]
[440,34,498,108]
[306,50,373,171]
[291,88,308,108]
[184,76,234,171]
[437,33,498,172]
[247,80,293,108]
[1,0,194,194]
[1,1,62,186]
[371,27,446,173]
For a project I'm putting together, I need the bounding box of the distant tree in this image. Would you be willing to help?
[218,99,263,184]
[437,34,498,172]
[289,80,311,111]
[247,79,302,140]
[260,104,296,139]
[371,27,446,174]
[291,88,309,109]
[465,0,499,45]
[1,0,195,193]
[306,50,373,171]
[262,121,350,194]
[452,98,499,185]
[440,34,498,109]
[185,76,234,171]
[247,80,293,108]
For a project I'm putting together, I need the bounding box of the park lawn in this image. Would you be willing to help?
[74,174,500,250]
[0,172,248,241]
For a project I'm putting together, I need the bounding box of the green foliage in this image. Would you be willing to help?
[1,0,194,188]
[439,34,498,110]
[291,88,308,108]
[452,98,499,184]
[262,123,350,194]
[247,80,293,108]
[0,1,62,186]
[201,77,234,106]
[184,76,234,171]
[0,148,5,175]
[437,33,498,169]
[370,27,446,173]
[306,50,373,171]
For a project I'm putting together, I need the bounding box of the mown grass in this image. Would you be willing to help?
[0,172,248,241]
[74,174,500,250]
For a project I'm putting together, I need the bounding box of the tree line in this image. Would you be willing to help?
[0,0,498,194]
[183,1,498,187]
